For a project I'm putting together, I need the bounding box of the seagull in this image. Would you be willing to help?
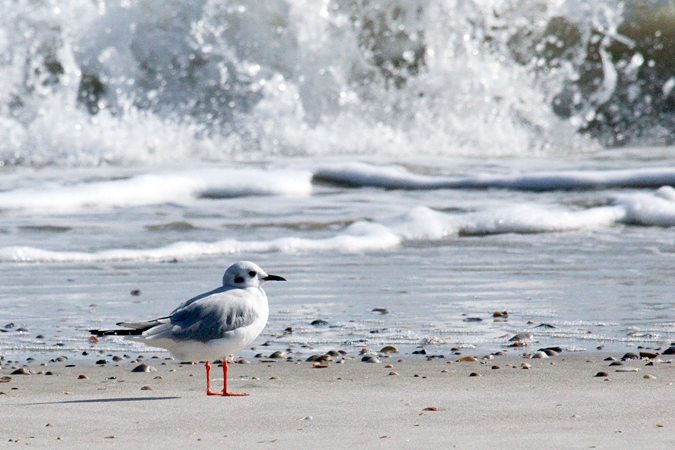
[90,261,285,396]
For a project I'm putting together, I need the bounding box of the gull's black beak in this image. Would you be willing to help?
[263,274,286,282]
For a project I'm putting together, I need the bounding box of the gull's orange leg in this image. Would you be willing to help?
[221,360,248,397]
[205,361,221,396]
[205,360,248,396]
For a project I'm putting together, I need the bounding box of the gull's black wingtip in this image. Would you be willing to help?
[89,329,143,337]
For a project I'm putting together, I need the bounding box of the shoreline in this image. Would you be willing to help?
[2,352,674,449]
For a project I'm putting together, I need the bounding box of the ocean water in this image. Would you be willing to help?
[2,0,675,362]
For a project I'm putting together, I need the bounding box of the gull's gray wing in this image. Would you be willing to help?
[142,287,260,343]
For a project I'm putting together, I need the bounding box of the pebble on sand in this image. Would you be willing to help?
[269,351,286,359]
[422,407,437,411]
[531,351,549,359]
[11,368,30,375]
[0,376,11,382]
[140,385,154,390]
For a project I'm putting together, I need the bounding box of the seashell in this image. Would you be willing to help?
[131,363,155,373]
[615,367,640,372]
[140,386,153,390]
[269,351,286,359]
[0,376,11,382]
[154,376,163,379]
[361,356,381,364]
[388,372,399,376]
[531,351,549,359]
[379,346,398,354]
[621,353,639,361]
[643,374,656,379]
[88,336,99,343]
[468,372,481,377]
[422,407,437,411]
[313,363,328,369]
[112,356,123,362]
[595,372,609,377]
[493,311,508,317]
[384,364,393,369]
[371,308,389,315]
[639,352,658,359]
[492,366,500,370]
[457,356,477,362]
[509,332,533,342]
[77,374,88,379]
[521,363,531,369]
[11,368,30,375]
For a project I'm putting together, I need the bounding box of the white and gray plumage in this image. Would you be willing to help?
[91,261,285,396]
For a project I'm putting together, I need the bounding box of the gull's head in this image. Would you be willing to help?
[222,261,286,288]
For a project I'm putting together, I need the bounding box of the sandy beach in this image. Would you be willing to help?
[2,352,674,449]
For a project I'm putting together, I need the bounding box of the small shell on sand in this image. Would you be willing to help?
[77,374,88,379]
[380,346,398,354]
[509,332,533,342]
[0,376,11,382]
[140,386,153,390]
[269,351,286,359]
[388,372,399,376]
[615,367,640,372]
[131,363,155,373]
[422,407,437,411]
[531,351,549,359]
[457,356,477,362]
[154,375,163,379]
[643,374,657,379]
[595,372,609,377]
[384,364,394,369]
[361,356,381,363]
[312,363,329,369]
[88,336,99,343]
[521,363,531,369]
[11,368,30,375]
[469,372,481,377]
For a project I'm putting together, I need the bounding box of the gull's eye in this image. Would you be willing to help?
[234,276,244,283]
[248,271,257,277]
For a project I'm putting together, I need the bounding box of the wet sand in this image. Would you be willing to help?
[2,353,674,449]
